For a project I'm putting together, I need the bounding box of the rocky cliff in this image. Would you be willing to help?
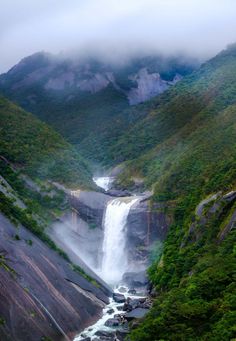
[68,190,170,274]
[0,213,110,341]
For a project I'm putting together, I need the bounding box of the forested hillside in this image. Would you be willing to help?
[0,53,196,165]
[0,96,92,188]
[116,45,236,340]
[0,44,235,340]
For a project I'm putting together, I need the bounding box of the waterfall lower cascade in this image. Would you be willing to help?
[100,197,138,284]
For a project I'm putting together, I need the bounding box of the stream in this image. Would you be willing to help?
[73,177,149,341]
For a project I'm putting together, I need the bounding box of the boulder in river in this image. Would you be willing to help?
[117,305,124,311]
[95,330,115,338]
[122,270,148,288]
[113,293,126,303]
[105,318,120,327]
[125,308,149,321]
[118,286,127,293]
[116,329,129,341]
[128,289,136,295]
[107,308,115,315]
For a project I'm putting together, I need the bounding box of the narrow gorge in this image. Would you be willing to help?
[49,176,165,340]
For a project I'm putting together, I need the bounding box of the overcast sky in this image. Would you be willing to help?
[1,0,236,72]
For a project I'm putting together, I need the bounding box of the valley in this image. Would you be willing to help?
[0,43,236,341]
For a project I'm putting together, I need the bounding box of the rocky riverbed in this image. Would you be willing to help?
[74,286,152,341]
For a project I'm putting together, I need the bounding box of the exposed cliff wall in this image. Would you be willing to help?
[0,213,109,341]
[69,191,171,272]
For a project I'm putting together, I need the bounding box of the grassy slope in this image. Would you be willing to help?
[117,46,236,340]
[0,96,92,188]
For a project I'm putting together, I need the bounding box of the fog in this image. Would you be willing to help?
[1,0,236,72]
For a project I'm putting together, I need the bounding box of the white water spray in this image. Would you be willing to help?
[100,197,138,284]
[93,176,113,191]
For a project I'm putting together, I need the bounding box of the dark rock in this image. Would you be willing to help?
[107,308,115,315]
[117,305,124,311]
[106,189,131,197]
[129,298,141,309]
[123,301,133,312]
[140,299,152,309]
[126,200,170,263]
[95,330,115,338]
[128,289,136,295]
[104,318,120,327]
[118,286,127,293]
[70,190,112,228]
[122,271,148,288]
[116,329,130,341]
[125,308,149,321]
[113,293,126,303]
[0,213,109,341]
[81,338,91,341]
[114,314,126,322]
[123,297,149,311]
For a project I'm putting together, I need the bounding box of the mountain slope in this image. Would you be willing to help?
[113,44,236,198]
[0,96,111,340]
[116,44,236,340]
[0,96,92,188]
[0,53,197,164]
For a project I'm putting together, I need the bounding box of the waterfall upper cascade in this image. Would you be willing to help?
[99,197,138,284]
[93,176,114,191]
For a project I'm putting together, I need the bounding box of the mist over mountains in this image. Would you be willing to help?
[1,1,236,340]
[1,0,236,73]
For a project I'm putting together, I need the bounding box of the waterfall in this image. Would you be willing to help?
[100,197,138,284]
[93,176,114,191]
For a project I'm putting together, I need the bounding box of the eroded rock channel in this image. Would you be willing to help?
[49,176,166,341]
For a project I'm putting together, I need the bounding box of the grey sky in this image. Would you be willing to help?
[1,0,236,72]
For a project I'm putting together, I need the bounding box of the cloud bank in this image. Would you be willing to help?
[1,0,236,72]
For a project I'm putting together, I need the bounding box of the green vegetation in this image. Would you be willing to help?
[0,159,67,224]
[0,190,100,285]
[0,53,196,166]
[0,191,69,261]
[1,46,236,340]
[71,264,101,288]
[124,44,236,341]
[0,253,16,275]
[130,200,236,341]
[0,317,6,326]
[0,96,92,188]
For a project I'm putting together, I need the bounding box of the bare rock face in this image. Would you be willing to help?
[126,199,170,265]
[70,190,113,228]
[127,68,182,105]
[45,71,75,90]
[183,190,236,246]
[69,190,171,273]
[0,213,110,341]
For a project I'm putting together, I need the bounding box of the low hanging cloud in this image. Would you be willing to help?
[1,0,236,72]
